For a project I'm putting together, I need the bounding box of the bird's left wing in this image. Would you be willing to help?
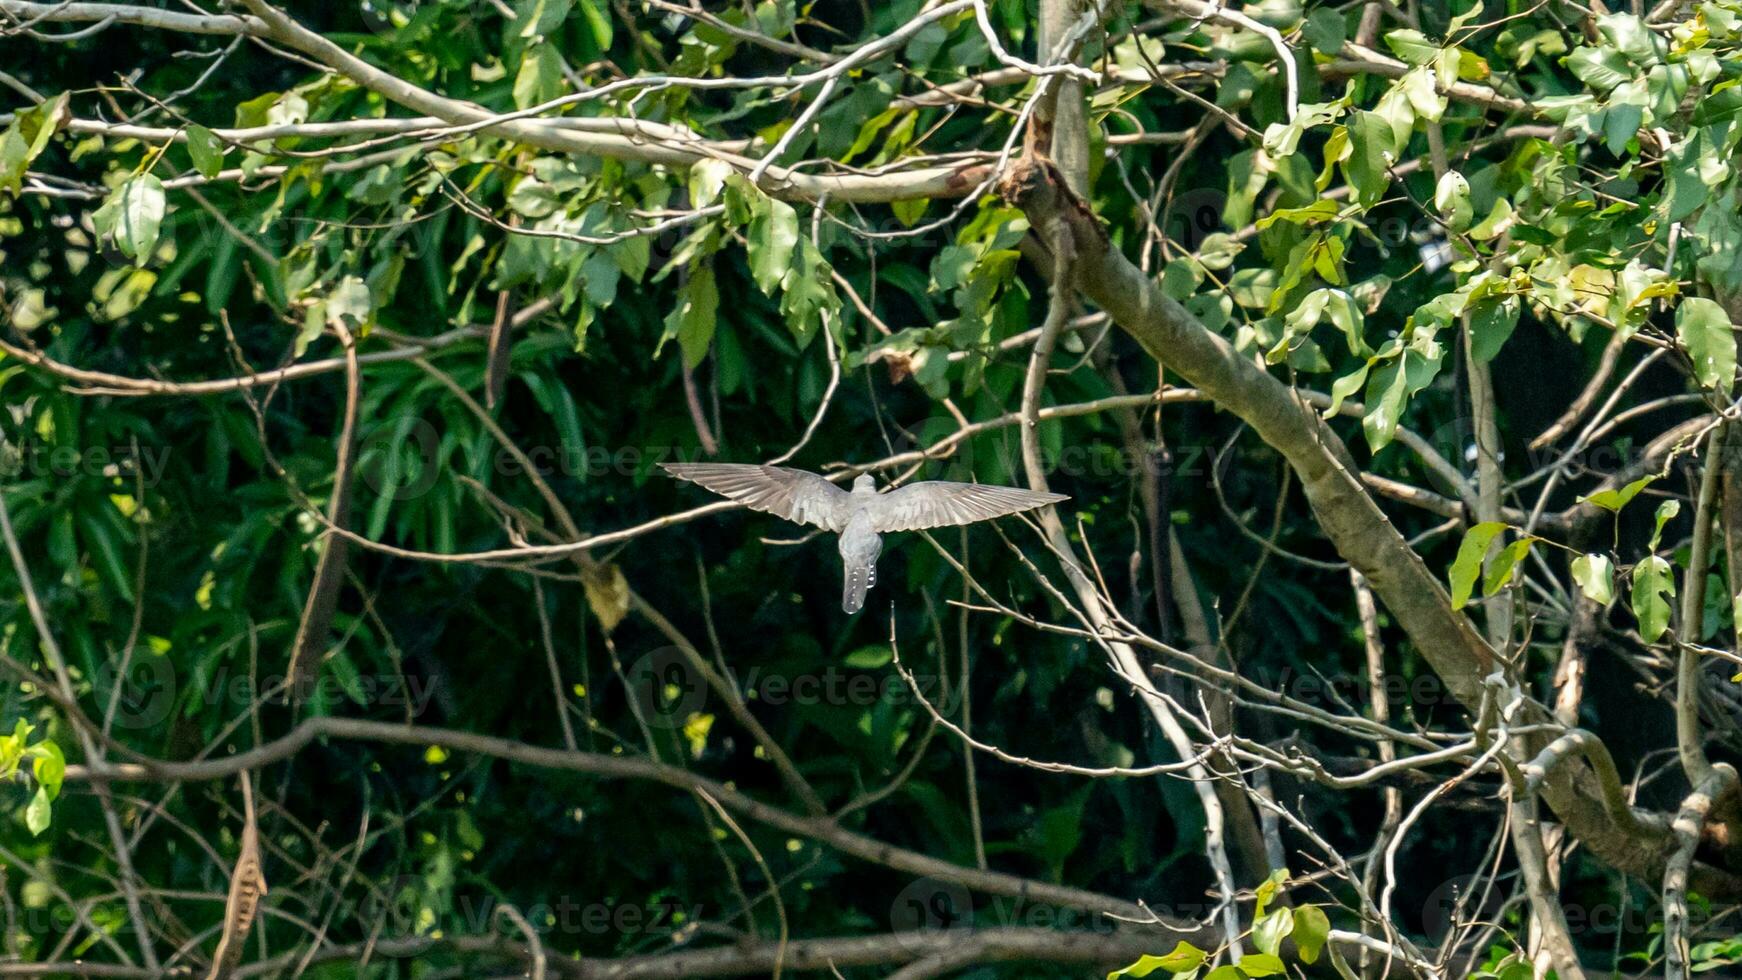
[866,481,1067,532]
[661,463,852,531]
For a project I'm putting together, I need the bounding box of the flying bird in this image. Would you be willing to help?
[662,463,1068,613]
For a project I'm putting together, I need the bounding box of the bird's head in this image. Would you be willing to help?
[852,473,876,492]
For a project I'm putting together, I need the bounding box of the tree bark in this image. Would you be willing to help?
[999,155,1742,898]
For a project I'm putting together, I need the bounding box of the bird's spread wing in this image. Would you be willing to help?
[661,463,852,531]
[867,482,1067,532]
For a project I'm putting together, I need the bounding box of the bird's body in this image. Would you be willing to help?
[662,464,1067,613]
[838,504,884,615]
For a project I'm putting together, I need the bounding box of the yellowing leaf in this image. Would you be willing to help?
[582,562,631,633]
[683,712,714,759]
[1107,941,1205,979]
[1239,952,1288,977]
[1292,904,1331,964]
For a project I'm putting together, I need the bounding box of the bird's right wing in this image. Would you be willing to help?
[661,463,852,531]
[867,481,1068,532]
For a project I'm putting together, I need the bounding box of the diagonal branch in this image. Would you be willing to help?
[997,153,1742,899]
[64,715,1202,932]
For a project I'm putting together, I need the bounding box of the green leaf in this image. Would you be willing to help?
[1603,99,1644,155]
[1567,46,1632,93]
[578,0,612,49]
[1237,953,1288,978]
[327,276,374,331]
[1677,298,1736,395]
[1632,554,1675,641]
[1598,12,1661,64]
[1204,968,1244,980]
[890,196,927,227]
[1469,297,1520,363]
[1162,260,1200,301]
[25,786,51,836]
[749,196,799,294]
[1483,537,1533,597]
[0,126,31,195]
[1253,868,1286,919]
[1253,906,1293,956]
[15,92,69,154]
[690,158,733,209]
[99,174,167,265]
[513,41,565,109]
[1325,359,1372,419]
[1384,29,1439,65]
[1344,111,1392,207]
[1292,905,1331,964]
[30,741,63,801]
[1666,137,1714,222]
[1449,521,1507,610]
[1468,198,1514,241]
[1650,499,1681,550]
[1303,8,1346,55]
[506,176,562,218]
[1399,66,1446,122]
[1108,941,1206,978]
[517,0,574,38]
[1692,86,1742,126]
[1572,554,1616,605]
[1283,288,1369,358]
[1434,170,1472,231]
[842,646,893,668]
[779,236,837,348]
[1580,475,1655,512]
[185,124,226,179]
[665,264,720,369]
[1255,199,1340,231]
[0,92,69,194]
[1362,334,1443,451]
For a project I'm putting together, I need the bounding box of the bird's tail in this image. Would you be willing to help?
[842,558,875,614]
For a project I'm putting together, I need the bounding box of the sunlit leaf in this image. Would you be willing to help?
[1449,522,1507,610]
[1677,298,1736,395]
[186,124,226,179]
[1108,941,1205,978]
[1572,554,1616,606]
[1292,905,1331,964]
[1632,555,1675,641]
[1580,475,1656,513]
